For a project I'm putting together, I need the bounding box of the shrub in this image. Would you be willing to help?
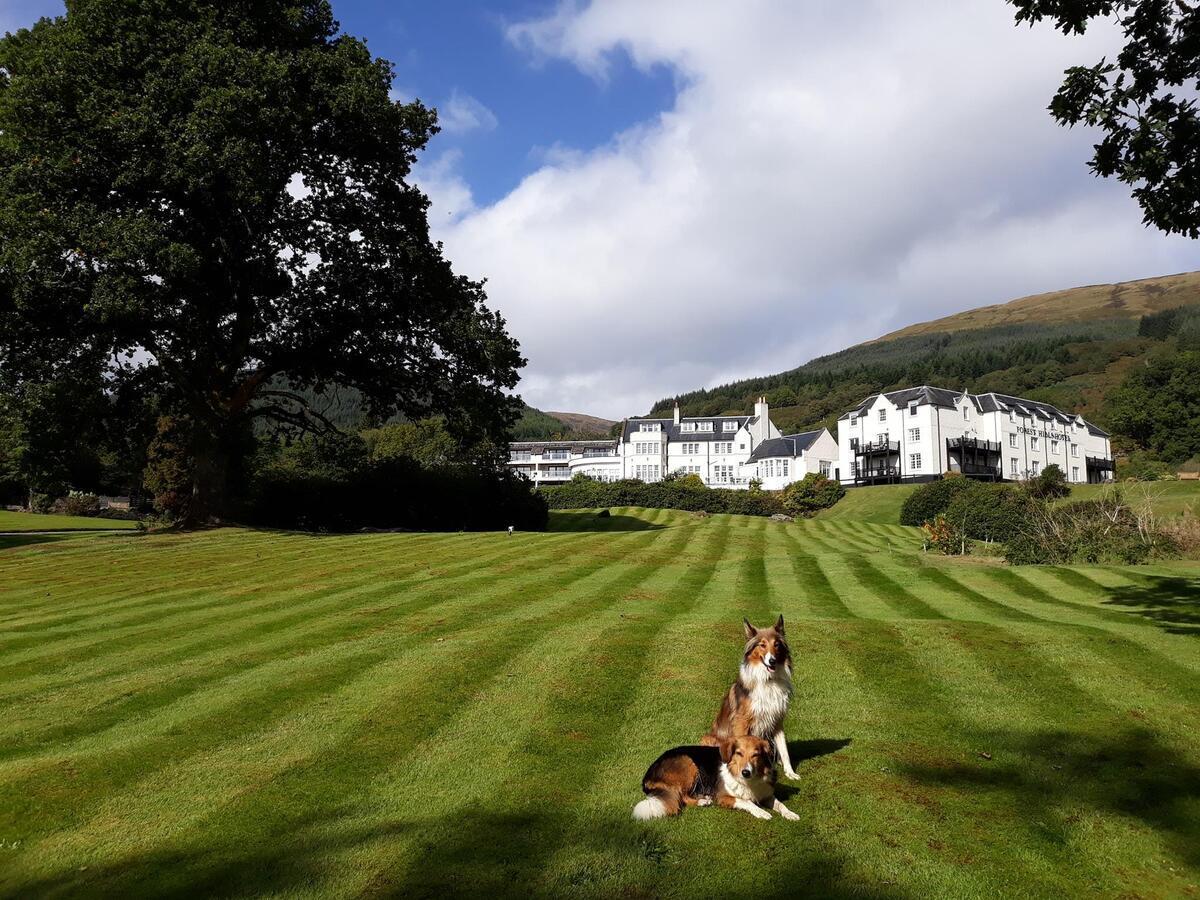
[1159,510,1200,558]
[539,478,786,517]
[49,491,101,517]
[781,473,845,518]
[921,514,972,555]
[899,473,974,526]
[1116,452,1175,482]
[1025,464,1071,500]
[944,482,1037,544]
[1003,489,1171,565]
[242,434,547,532]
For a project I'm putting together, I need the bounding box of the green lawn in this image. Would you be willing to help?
[1065,479,1200,518]
[814,484,917,523]
[0,510,138,532]
[1,509,1198,897]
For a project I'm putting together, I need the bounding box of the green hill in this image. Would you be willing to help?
[651,271,1200,438]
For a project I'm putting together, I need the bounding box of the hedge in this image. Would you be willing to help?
[539,478,786,517]
[899,474,975,526]
[943,482,1037,544]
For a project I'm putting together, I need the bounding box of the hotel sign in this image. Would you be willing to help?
[1017,425,1067,441]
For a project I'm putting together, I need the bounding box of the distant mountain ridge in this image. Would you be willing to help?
[650,270,1200,438]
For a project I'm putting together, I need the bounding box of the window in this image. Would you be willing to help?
[1011,458,1019,475]
[680,442,700,455]
[908,428,920,442]
[909,453,921,470]
[849,415,857,426]
[1030,460,1040,476]
[510,451,531,461]
[723,421,737,432]
[850,462,859,478]
[1009,433,1017,448]
[1071,443,1079,457]
[781,460,789,477]
[714,442,733,454]
[680,422,696,433]
[878,408,887,423]
[634,464,660,481]
[739,444,746,450]
[713,465,734,484]
[877,433,888,445]
[909,404,918,416]
[1030,436,1039,451]
[638,423,661,433]
[545,450,568,460]
[765,460,773,478]
[819,460,830,477]
[634,441,658,455]
[1072,466,1080,481]
[962,406,970,420]
[1051,440,1060,454]
[696,421,714,432]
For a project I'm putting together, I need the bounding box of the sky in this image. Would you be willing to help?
[5,1,1199,419]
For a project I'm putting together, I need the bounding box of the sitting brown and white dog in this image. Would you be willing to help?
[701,615,799,780]
[632,734,798,821]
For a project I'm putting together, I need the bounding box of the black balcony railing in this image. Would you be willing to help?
[959,463,1001,477]
[855,440,900,455]
[947,437,1001,453]
[1086,456,1115,472]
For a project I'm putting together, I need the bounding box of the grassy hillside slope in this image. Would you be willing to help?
[877,271,1200,341]
[0,510,137,532]
[1,512,1197,897]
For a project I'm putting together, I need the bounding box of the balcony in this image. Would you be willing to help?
[855,441,899,455]
[947,437,1001,453]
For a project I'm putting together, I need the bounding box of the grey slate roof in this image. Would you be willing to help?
[621,416,752,443]
[748,430,824,461]
[837,385,1107,437]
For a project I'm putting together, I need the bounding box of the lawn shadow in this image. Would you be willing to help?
[548,511,668,533]
[789,737,853,763]
[1101,574,1200,636]
[899,725,1200,869]
[0,533,75,551]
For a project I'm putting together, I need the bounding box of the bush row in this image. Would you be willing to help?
[242,455,548,532]
[540,477,788,517]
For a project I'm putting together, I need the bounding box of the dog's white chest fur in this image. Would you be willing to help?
[740,664,793,737]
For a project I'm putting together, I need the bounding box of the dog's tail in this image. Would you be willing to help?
[633,785,683,820]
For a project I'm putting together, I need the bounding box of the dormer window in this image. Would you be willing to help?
[696,421,714,432]
[638,423,661,433]
[722,421,737,432]
[680,422,696,433]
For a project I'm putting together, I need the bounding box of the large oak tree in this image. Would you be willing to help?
[0,0,523,522]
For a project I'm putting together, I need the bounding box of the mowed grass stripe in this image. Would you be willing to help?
[780,529,856,619]
[331,520,738,893]
[841,556,949,620]
[0,528,483,630]
[0,531,583,681]
[3,524,706,894]
[0,526,686,770]
[0,523,697,861]
[911,566,1046,624]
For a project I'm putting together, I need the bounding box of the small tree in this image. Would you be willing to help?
[1026,464,1071,500]
[781,473,845,518]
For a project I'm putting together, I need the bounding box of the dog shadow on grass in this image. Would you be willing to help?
[776,738,853,802]
[1100,574,1200,636]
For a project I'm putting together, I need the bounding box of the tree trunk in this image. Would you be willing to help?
[184,420,230,528]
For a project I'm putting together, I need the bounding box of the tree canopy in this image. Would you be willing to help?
[0,0,523,521]
[1011,0,1200,237]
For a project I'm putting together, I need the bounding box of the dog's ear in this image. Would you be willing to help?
[718,737,736,764]
[743,618,757,640]
[774,614,785,635]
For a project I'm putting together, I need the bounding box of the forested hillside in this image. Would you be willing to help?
[650,272,1200,448]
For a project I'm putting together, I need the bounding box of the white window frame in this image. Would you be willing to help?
[1011,457,1019,475]
[878,408,887,423]
[908,428,920,442]
[722,421,737,432]
[1009,433,1017,448]
[909,453,921,471]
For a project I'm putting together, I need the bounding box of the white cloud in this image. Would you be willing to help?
[414,148,476,223]
[438,89,499,135]
[433,0,1198,420]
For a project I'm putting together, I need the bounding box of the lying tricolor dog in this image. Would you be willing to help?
[701,615,799,780]
[632,734,799,821]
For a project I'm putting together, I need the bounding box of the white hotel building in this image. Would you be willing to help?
[837,386,1114,486]
[508,397,840,489]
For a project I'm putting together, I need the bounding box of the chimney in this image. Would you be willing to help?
[754,395,769,421]
[673,402,681,425]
